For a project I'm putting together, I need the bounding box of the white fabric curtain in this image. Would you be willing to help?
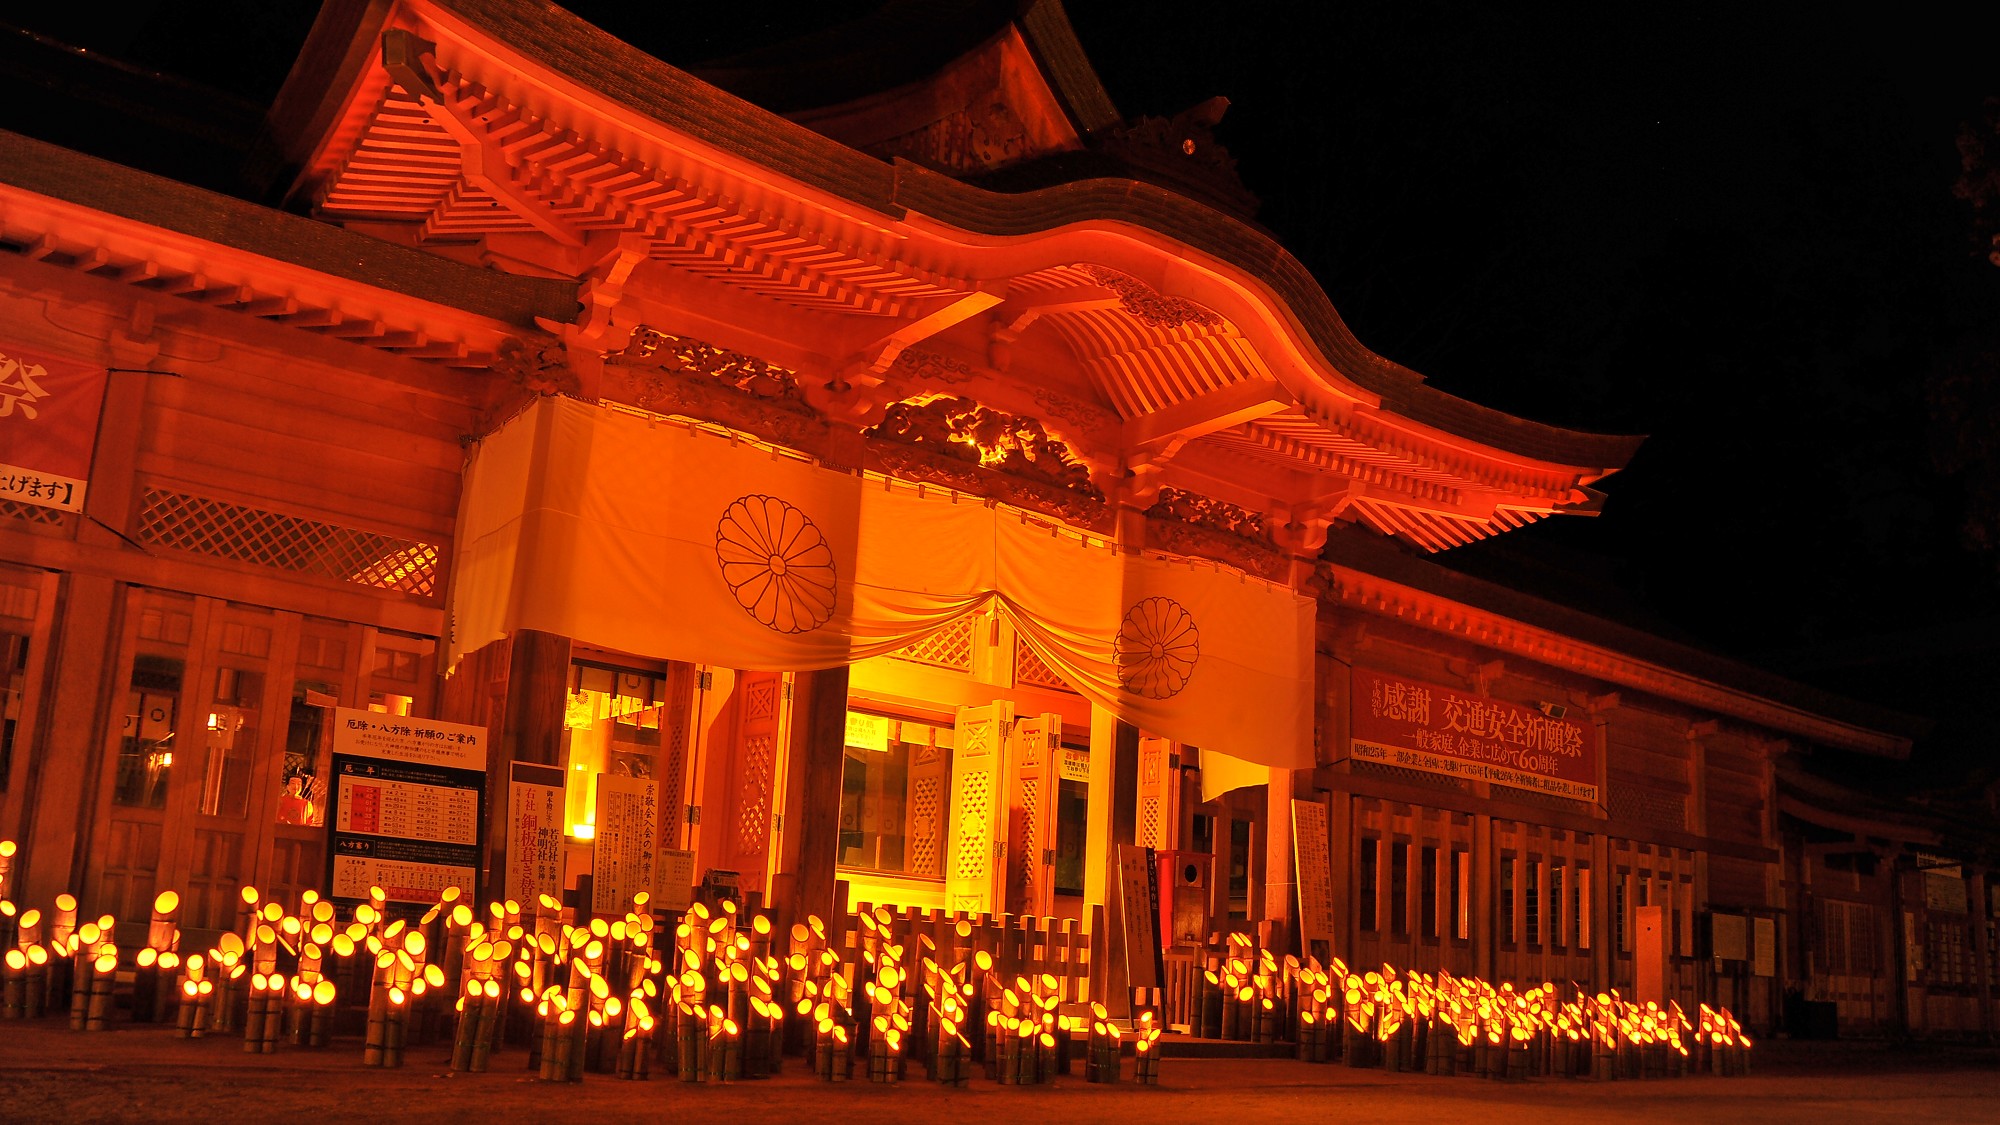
[449,397,1314,769]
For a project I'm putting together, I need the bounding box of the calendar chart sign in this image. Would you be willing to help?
[326,708,487,910]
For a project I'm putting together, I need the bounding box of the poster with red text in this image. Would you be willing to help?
[0,343,107,513]
[1349,669,1599,803]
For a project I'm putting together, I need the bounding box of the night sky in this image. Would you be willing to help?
[11,2,2000,787]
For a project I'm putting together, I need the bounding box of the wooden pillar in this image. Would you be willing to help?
[22,573,118,905]
[1330,783,1355,960]
[1083,703,1118,910]
[483,628,569,894]
[1264,766,1296,953]
[1473,812,1496,981]
[787,666,848,929]
[1094,718,1141,1009]
[1592,832,1613,990]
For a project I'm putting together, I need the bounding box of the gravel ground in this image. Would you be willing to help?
[1,1020,1994,1124]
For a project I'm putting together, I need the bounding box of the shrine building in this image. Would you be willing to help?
[0,0,1987,1038]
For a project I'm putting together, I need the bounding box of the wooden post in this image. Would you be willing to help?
[788,667,849,931]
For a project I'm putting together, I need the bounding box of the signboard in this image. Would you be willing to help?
[505,762,566,904]
[1116,843,1162,991]
[1752,916,1776,978]
[657,848,696,912]
[845,711,890,752]
[0,344,109,513]
[1059,747,1091,783]
[1924,872,1968,914]
[326,708,487,910]
[590,773,658,914]
[1711,912,1748,961]
[1291,799,1337,957]
[1350,670,1599,803]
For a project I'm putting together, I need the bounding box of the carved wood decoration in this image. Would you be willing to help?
[1136,734,1174,851]
[865,394,1102,498]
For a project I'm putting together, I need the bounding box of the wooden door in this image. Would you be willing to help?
[1007,713,1060,917]
[715,671,785,901]
[171,602,287,933]
[946,702,1011,914]
[88,588,199,928]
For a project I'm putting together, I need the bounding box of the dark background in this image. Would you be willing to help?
[8,1,2000,793]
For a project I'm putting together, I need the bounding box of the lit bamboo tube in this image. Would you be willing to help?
[2,947,25,1020]
[0,840,15,905]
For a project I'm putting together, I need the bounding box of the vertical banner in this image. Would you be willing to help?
[505,762,566,905]
[326,708,487,911]
[591,773,658,915]
[1291,799,1336,958]
[0,344,108,512]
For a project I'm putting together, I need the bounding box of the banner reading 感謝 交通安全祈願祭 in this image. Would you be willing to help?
[0,343,108,513]
[1349,669,1599,804]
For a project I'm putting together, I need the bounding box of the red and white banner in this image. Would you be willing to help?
[1349,669,1599,803]
[0,344,107,513]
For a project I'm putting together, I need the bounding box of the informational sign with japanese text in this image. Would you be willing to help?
[657,848,696,912]
[326,708,487,910]
[1116,843,1162,991]
[0,344,108,513]
[1291,799,1336,956]
[591,773,658,915]
[1350,669,1599,804]
[506,762,566,904]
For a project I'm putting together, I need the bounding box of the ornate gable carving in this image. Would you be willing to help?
[1076,264,1224,332]
[865,394,1102,500]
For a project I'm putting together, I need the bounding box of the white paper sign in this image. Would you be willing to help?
[591,773,658,914]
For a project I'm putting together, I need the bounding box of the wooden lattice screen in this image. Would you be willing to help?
[893,614,976,671]
[136,488,441,597]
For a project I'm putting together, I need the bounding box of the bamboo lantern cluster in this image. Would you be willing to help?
[1085,1001,1123,1083]
[982,969,1069,1085]
[1698,1003,1752,1076]
[919,945,978,1086]
[856,918,913,1085]
[1199,934,1289,1042]
[65,910,119,1031]
[3,905,53,1021]
[131,891,183,1023]
[1264,951,1750,1083]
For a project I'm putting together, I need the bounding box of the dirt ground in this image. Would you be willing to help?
[1,1021,1995,1124]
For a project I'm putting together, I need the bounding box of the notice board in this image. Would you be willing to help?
[591,773,659,915]
[326,708,486,912]
[505,762,566,905]
[1291,799,1337,958]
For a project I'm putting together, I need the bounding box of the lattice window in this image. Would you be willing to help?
[1016,777,1041,891]
[1608,785,1685,829]
[745,679,778,721]
[1139,794,1162,849]
[955,771,990,880]
[910,777,941,877]
[1014,641,1074,692]
[136,489,440,597]
[0,499,71,527]
[1351,758,1470,793]
[736,734,774,858]
[894,615,975,671]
